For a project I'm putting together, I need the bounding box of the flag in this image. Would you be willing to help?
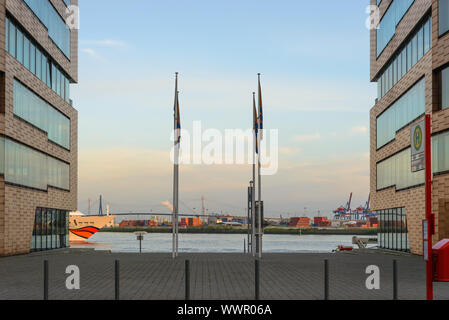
[257,73,263,141]
[173,73,181,146]
[253,92,258,154]
[175,90,181,145]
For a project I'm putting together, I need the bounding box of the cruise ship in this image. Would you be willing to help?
[69,211,115,242]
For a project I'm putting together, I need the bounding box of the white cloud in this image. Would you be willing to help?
[293,133,321,142]
[81,39,127,47]
[279,147,301,155]
[351,126,368,135]
[81,48,103,59]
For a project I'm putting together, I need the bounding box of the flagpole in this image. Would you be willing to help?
[257,73,263,259]
[252,92,257,257]
[175,90,180,257]
[172,72,178,259]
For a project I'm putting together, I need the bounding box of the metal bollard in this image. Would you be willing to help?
[393,259,398,300]
[244,239,246,254]
[324,259,329,300]
[115,260,120,300]
[43,260,48,300]
[255,259,260,300]
[185,260,190,300]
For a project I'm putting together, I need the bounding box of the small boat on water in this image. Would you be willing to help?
[69,211,115,242]
[335,245,353,252]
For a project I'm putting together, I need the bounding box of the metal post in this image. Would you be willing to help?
[393,259,398,300]
[324,259,329,300]
[244,239,246,254]
[425,114,433,300]
[43,260,48,300]
[115,260,120,300]
[185,260,190,300]
[255,259,260,300]
[139,237,142,253]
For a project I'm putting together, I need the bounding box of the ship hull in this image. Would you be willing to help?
[69,215,115,242]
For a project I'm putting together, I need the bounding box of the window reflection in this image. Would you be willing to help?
[31,208,69,252]
[5,17,71,103]
[376,207,409,252]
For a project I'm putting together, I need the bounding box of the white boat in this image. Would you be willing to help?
[69,211,115,242]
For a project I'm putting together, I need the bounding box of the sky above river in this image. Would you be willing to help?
[71,0,376,218]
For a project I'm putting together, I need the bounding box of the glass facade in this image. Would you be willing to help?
[5,17,71,103]
[377,0,415,56]
[14,80,70,149]
[377,147,424,190]
[377,17,431,100]
[0,136,70,191]
[377,208,410,251]
[377,78,425,148]
[31,208,69,252]
[377,131,449,190]
[23,0,71,58]
[433,130,449,174]
[440,0,449,36]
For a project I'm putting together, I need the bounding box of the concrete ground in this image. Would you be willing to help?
[0,249,448,300]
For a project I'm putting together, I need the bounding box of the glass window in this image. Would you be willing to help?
[65,78,70,102]
[36,55,41,81]
[412,34,418,65]
[13,80,70,149]
[23,37,30,70]
[401,49,407,78]
[377,147,425,190]
[41,208,47,250]
[60,72,65,101]
[23,0,71,58]
[51,64,57,92]
[56,69,61,97]
[377,78,426,148]
[442,67,449,110]
[393,59,397,84]
[35,49,41,80]
[46,209,52,250]
[440,0,449,36]
[30,43,36,75]
[424,20,431,52]
[52,210,57,249]
[16,29,23,64]
[36,208,42,251]
[5,18,9,53]
[41,54,47,84]
[46,61,51,87]
[9,22,16,58]
[7,19,69,101]
[407,42,412,71]
[418,27,424,60]
[433,130,449,173]
[377,0,415,56]
[0,136,70,190]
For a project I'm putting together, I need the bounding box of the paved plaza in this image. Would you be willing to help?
[0,249,448,300]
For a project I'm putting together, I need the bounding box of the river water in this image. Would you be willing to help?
[70,232,377,253]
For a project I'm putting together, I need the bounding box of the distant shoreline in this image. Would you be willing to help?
[100,226,377,236]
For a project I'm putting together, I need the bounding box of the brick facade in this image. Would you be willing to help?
[370,0,449,254]
[0,0,78,256]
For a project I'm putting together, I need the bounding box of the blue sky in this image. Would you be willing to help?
[72,0,376,218]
